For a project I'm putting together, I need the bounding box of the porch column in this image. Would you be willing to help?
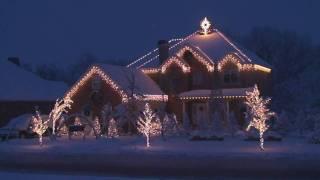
[182,101,186,121]
[206,101,210,121]
[225,99,230,124]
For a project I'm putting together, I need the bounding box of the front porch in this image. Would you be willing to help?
[179,88,252,130]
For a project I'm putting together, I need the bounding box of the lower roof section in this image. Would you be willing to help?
[179,87,253,101]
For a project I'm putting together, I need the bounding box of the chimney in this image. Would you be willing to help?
[158,40,169,64]
[8,57,20,66]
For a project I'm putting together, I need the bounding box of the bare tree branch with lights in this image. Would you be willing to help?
[31,109,49,146]
[93,116,101,138]
[50,96,73,135]
[245,85,275,150]
[137,103,161,147]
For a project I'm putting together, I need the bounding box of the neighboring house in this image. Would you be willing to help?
[0,60,68,126]
[66,18,272,130]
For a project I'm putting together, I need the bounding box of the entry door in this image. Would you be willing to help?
[192,103,208,128]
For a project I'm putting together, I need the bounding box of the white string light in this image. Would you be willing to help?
[180,95,246,101]
[161,56,191,73]
[176,46,214,72]
[65,66,169,103]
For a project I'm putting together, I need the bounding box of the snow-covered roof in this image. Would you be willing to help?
[0,61,68,101]
[179,87,253,98]
[127,29,271,69]
[97,64,165,96]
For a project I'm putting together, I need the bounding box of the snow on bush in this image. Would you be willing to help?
[162,113,180,137]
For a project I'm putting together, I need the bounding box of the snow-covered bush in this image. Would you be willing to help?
[308,114,320,144]
[228,111,240,137]
[115,99,143,134]
[162,113,179,137]
[210,111,224,137]
[182,112,191,134]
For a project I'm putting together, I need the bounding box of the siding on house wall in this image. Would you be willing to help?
[68,75,122,118]
[143,50,272,125]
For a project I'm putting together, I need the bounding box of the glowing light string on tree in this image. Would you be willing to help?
[245,85,275,150]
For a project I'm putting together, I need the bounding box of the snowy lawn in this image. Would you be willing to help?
[0,136,319,178]
[0,136,319,157]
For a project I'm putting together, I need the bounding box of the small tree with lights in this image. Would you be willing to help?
[245,85,275,150]
[137,103,162,147]
[31,108,49,146]
[93,117,101,138]
[107,118,119,138]
[50,96,73,135]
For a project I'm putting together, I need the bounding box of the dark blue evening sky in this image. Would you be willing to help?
[0,0,318,65]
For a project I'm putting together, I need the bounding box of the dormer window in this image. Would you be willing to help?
[224,70,238,83]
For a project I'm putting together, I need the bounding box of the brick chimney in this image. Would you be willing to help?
[8,57,20,66]
[158,40,169,64]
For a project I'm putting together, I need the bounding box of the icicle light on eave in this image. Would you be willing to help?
[161,56,191,73]
[218,54,271,73]
[65,66,129,103]
[176,46,214,72]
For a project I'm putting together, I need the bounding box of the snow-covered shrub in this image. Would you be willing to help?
[228,111,240,137]
[162,113,179,137]
[308,115,320,144]
[115,99,143,134]
[210,111,224,137]
[182,112,191,134]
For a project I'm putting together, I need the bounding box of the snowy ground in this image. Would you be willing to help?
[0,136,320,178]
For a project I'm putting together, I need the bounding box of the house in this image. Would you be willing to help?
[66,18,271,130]
[0,59,68,126]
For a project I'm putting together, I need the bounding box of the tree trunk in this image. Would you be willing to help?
[259,131,264,150]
